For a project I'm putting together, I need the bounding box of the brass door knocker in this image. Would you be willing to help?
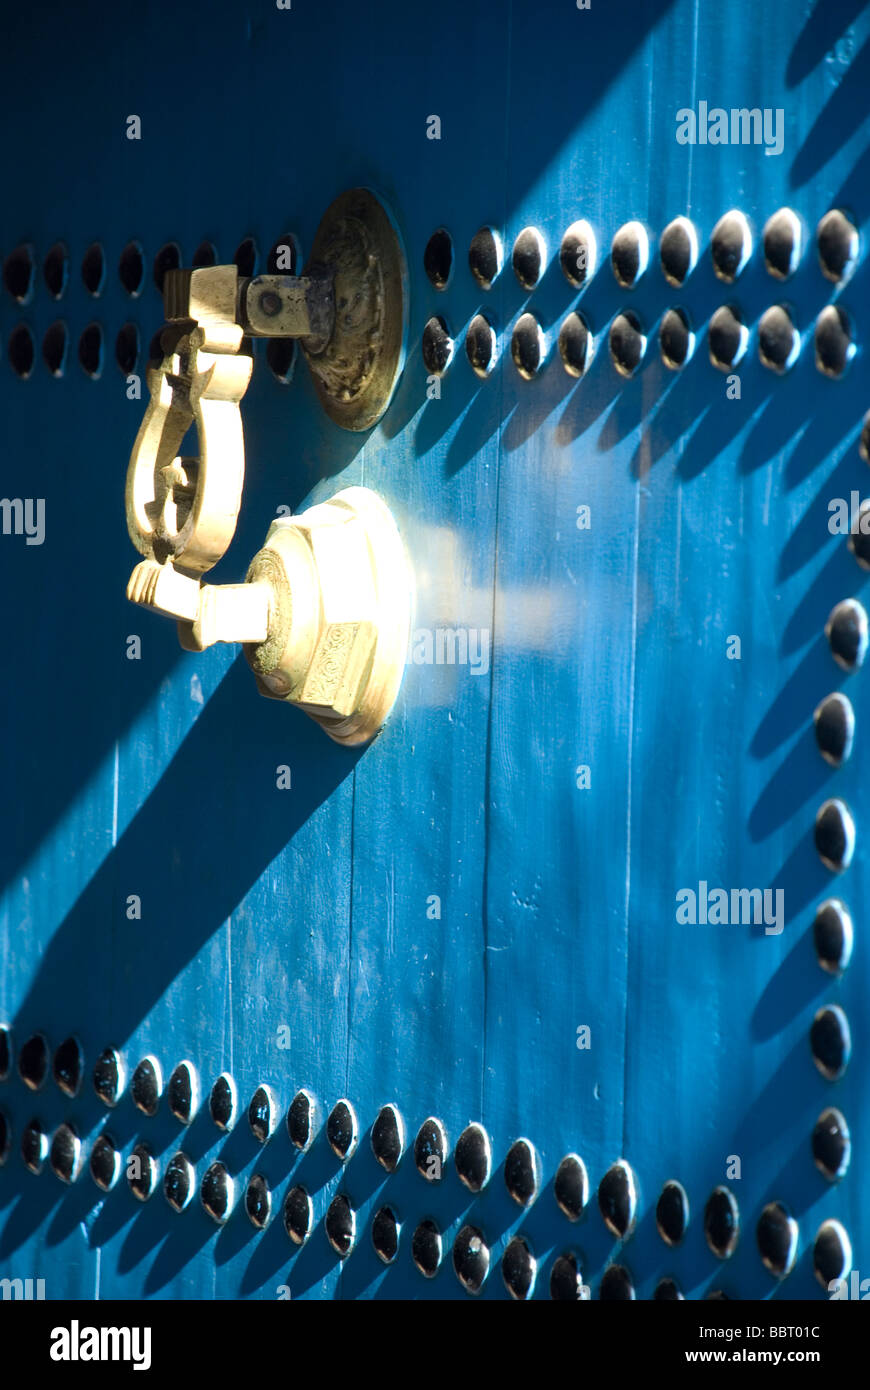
[124,189,412,746]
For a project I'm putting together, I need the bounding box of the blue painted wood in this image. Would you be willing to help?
[1,0,868,1299]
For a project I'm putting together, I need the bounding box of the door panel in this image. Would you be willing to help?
[1,0,867,1299]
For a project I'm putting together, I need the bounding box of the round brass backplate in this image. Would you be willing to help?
[301,188,407,432]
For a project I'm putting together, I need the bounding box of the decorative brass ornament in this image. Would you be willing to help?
[124,191,412,745]
[301,187,407,431]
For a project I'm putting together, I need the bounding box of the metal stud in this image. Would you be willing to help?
[192,240,218,269]
[414,1116,447,1181]
[659,307,694,369]
[810,1004,851,1080]
[325,1193,356,1257]
[114,322,138,377]
[327,1098,358,1160]
[9,323,36,378]
[209,1072,237,1131]
[704,1185,739,1258]
[45,325,69,374]
[659,216,698,286]
[424,228,453,290]
[554,1152,589,1220]
[168,1060,199,1125]
[232,236,257,280]
[813,693,854,767]
[454,1122,491,1193]
[468,226,503,290]
[3,243,35,302]
[422,316,454,376]
[81,241,105,297]
[18,1033,49,1091]
[371,1103,405,1173]
[550,1250,589,1301]
[118,240,145,296]
[814,1219,852,1290]
[812,900,853,976]
[812,1106,851,1181]
[756,1201,798,1279]
[763,208,802,279]
[43,321,68,379]
[152,241,181,294]
[814,798,855,872]
[708,304,748,370]
[52,1036,83,1098]
[131,1056,162,1116]
[283,1185,313,1245]
[43,242,69,299]
[0,1024,10,1081]
[412,1219,443,1277]
[372,1205,400,1264]
[245,1173,272,1229]
[128,1142,158,1201]
[825,598,867,671]
[656,1179,689,1246]
[758,304,799,374]
[817,209,858,283]
[502,1235,536,1300]
[466,313,498,378]
[21,1119,48,1174]
[711,210,752,282]
[90,1133,121,1192]
[287,1088,318,1152]
[558,311,594,377]
[201,1161,234,1224]
[850,503,870,570]
[654,1277,684,1300]
[598,1159,638,1238]
[600,1264,635,1300]
[609,310,646,377]
[504,1137,540,1207]
[77,322,103,378]
[248,1084,278,1143]
[267,337,296,384]
[815,305,855,378]
[512,226,546,290]
[611,221,649,288]
[511,312,546,379]
[560,219,597,288]
[453,1224,490,1295]
[163,1151,194,1212]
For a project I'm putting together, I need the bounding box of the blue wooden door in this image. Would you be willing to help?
[0,0,867,1300]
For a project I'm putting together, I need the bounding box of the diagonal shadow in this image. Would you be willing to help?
[786,0,868,88]
[789,31,870,189]
[8,654,362,1051]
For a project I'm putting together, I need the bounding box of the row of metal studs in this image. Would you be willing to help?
[0,1031,851,1296]
[1,320,297,383]
[0,235,301,382]
[422,301,854,382]
[424,208,859,295]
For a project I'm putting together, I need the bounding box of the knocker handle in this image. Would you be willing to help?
[123,189,412,744]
